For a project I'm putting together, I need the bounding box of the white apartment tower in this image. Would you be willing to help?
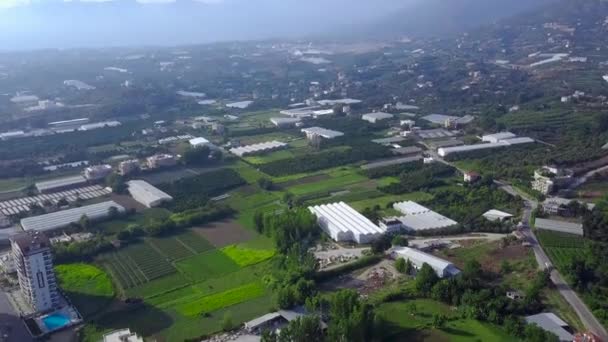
[10,232,60,313]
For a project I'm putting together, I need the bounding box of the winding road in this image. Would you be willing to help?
[498,183,608,340]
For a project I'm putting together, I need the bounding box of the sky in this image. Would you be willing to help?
[0,0,556,51]
[0,0,411,50]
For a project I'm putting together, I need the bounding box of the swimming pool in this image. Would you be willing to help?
[42,313,71,331]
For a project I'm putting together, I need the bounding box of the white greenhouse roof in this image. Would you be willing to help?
[525,313,573,342]
[392,201,458,231]
[230,141,287,156]
[362,112,394,120]
[482,209,513,221]
[394,201,431,215]
[482,132,516,141]
[393,247,457,272]
[309,202,384,237]
[127,180,173,206]
[21,201,125,233]
[189,137,210,146]
[35,175,88,192]
[301,127,344,139]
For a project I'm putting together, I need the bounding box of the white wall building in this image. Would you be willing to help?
[308,202,385,244]
[20,201,125,233]
[481,132,517,143]
[390,201,458,232]
[11,231,60,312]
[127,180,173,208]
[189,137,211,148]
[84,164,113,180]
[103,329,144,342]
[230,141,288,157]
[147,154,178,169]
[118,159,140,176]
[301,127,344,140]
[362,112,394,123]
[392,247,460,278]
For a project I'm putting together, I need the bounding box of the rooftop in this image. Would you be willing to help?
[35,175,88,192]
[525,313,573,341]
[301,127,344,139]
[21,201,125,233]
[535,218,583,236]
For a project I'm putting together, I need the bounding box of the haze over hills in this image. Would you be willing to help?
[0,0,558,51]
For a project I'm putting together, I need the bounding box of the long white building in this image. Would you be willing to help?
[391,201,458,231]
[308,202,385,244]
[392,247,460,278]
[438,137,535,157]
[127,180,173,208]
[21,201,125,233]
[230,141,288,157]
[11,231,60,312]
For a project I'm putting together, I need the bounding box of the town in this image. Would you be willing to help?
[1,1,608,342]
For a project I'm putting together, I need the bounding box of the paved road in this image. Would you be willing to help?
[421,146,608,338]
[498,182,608,340]
[0,291,32,342]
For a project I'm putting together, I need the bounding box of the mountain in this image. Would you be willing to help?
[369,0,559,38]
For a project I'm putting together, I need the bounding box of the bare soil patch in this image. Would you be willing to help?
[191,219,254,247]
[485,244,529,273]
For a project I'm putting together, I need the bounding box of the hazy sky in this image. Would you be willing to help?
[0,0,412,50]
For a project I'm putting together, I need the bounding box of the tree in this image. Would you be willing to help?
[221,311,234,331]
[415,263,439,296]
[108,206,120,219]
[57,197,69,207]
[405,259,414,275]
[395,257,407,273]
[105,173,127,194]
[258,178,275,191]
[391,235,408,247]
[500,260,513,274]
[277,315,324,342]
[431,314,447,329]
[79,215,91,230]
[371,234,392,254]
[326,290,375,342]
[182,145,212,166]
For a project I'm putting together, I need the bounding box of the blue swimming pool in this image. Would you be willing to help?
[42,313,70,331]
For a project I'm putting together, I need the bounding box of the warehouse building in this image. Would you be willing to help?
[525,313,574,342]
[35,175,88,194]
[20,201,125,233]
[308,202,385,244]
[437,137,534,157]
[535,218,583,236]
[392,247,461,278]
[78,121,121,131]
[481,132,517,143]
[390,201,458,232]
[482,209,514,222]
[301,127,344,140]
[230,141,288,157]
[189,137,211,148]
[362,112,394,123]
[127,180,173,208]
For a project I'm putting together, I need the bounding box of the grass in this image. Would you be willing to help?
[175,250,240,282]
[376,299,516,341]
[286,172,368,196]
[221,245,275,267]
[55,264,114,317]
[0,177,30,192]
[176,282,266,317]
[244,149,295,164]
[537,230,586,271]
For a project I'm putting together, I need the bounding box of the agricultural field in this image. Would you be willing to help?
[376,299,517,341]
[55,264,115,317]
[86,222,277,341]
[537,230,586,270]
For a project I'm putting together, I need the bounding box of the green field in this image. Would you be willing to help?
[348,192,434,211]
[286,172,368,196]
[55,264,114,317]
[376,299,516,341]
[221,245,275,267]
[84,223,277,341]
[537,230,586,271]
[175,250,240,282]
[176,282,266,317]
